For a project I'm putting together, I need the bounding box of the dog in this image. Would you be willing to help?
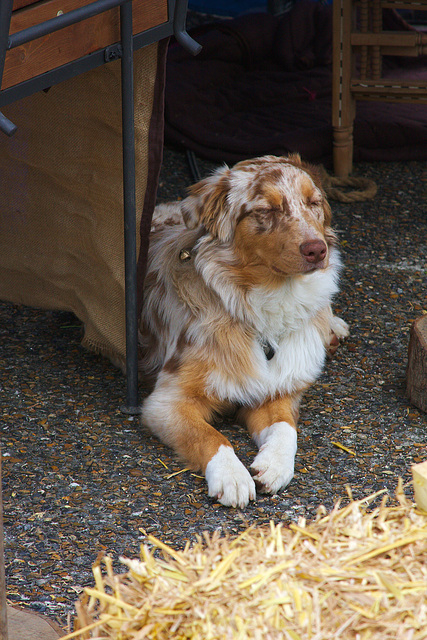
[139,154,349,508]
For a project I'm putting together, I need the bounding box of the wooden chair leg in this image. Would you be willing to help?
[333,124,354,178]
[332,0,355,177]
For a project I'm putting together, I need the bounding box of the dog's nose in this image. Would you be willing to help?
[300,240,327,264]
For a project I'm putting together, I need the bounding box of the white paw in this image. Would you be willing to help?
[251,422,297,494]
[330,315,349,339]
[205,445,256,508]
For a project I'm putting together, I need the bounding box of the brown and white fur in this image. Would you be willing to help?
[139,154,349,508]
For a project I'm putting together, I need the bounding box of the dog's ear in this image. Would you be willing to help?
[285,152,303,166]
[181,167,233,242]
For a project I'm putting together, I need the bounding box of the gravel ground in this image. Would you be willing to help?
[1,147,426,632]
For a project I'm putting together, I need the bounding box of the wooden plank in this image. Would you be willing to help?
[351,29,427,58]
[350,80,427,102]
[351,31,421,49]
[351,79,427,89]
[2,0,168,90]
[351,31,420,47]
[12,0,39,10]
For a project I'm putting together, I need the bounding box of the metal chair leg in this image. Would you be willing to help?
[120,0,140,414]
[0,452,8,640]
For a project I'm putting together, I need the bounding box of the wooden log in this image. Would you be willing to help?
[406,316,427,413]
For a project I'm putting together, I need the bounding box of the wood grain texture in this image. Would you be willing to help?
[407,315,427,413]
[3,0,167,89]
[12,0,39,10]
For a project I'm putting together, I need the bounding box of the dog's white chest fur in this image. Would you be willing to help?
[206,251,341,405]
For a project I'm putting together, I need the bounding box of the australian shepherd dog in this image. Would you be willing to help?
[139,154,348,508]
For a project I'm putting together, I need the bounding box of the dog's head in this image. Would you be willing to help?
[181,154,336,278]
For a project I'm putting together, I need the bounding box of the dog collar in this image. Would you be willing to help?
[179,228,210,262]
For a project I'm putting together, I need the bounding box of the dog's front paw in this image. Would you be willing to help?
[205,445,256,508]
[330,315,349,340]
[327,316,349,357]
[251,422,297,494]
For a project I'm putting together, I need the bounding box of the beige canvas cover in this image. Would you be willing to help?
[0,43,160,369]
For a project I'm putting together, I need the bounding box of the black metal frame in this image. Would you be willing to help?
[0,0,200,414]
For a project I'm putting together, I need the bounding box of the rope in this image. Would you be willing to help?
[319,166,378,202]
[185,150,378,203]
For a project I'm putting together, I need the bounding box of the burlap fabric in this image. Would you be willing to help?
[0,43,161,369]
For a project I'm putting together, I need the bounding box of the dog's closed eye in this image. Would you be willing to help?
[252,209,278,232]
[305,194,325,221]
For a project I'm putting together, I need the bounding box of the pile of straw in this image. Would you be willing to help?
[64,480,427,640]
